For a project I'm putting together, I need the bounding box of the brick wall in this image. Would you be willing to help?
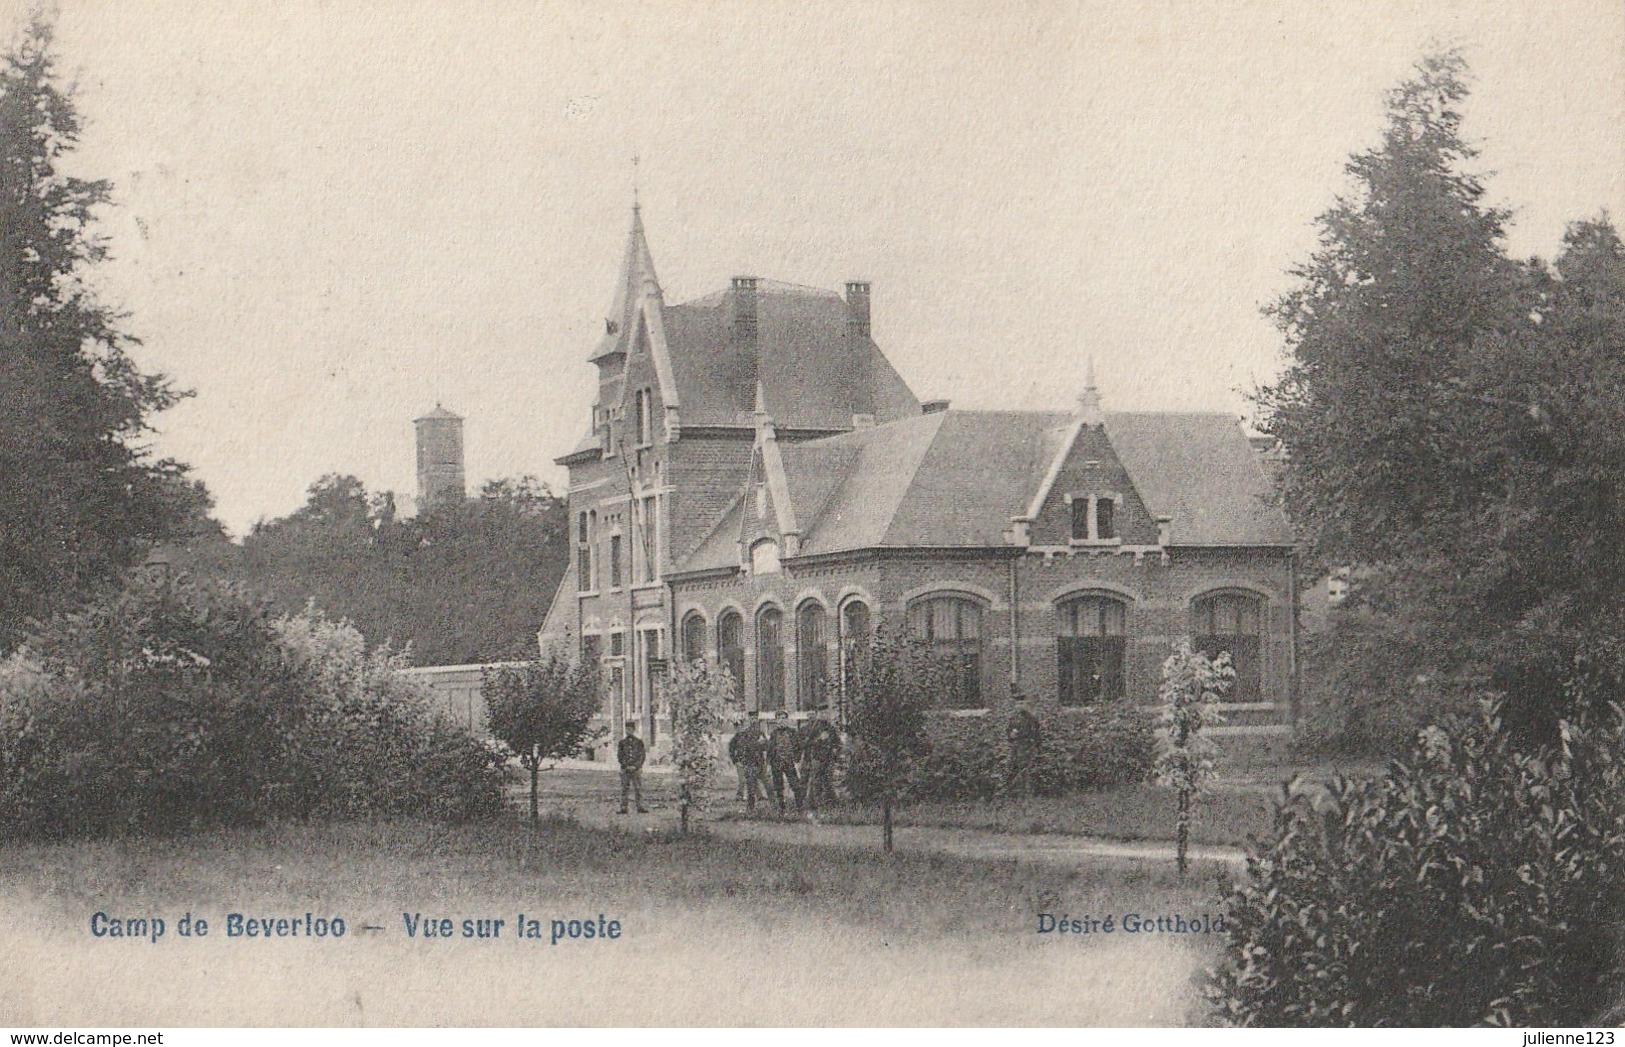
[668,545,1294,717]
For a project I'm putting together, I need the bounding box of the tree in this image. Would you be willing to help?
[232,473,570,665]
[1256,50,1625,746]
[662,659,736,833]
[0,13,195,649]
[1155,640,1231,880]
[1257,50,1528,570]
[846,630,939,852]
[482,654,602,824]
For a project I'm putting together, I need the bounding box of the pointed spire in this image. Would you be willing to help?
[590,204,662,362]
[1077,356,1103,425]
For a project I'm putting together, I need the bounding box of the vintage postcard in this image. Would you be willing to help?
[0,0,1621,1032]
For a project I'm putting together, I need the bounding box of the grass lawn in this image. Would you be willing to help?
[798,784,1277,849]
[0,814,1233,1026]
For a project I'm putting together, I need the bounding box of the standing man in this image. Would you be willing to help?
[1005,698,1042,798]
[617,720,649,814]
[728,718,768,810]
[798,715,839,811]
[767,712,804,815]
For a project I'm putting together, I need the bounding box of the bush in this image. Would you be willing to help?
[274,605,506,823]
[1211,700,1625,1027]
[885,705,1154,803]
[0,575,504,839]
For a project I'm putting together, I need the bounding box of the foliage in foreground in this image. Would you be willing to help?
[0,574,504,839]
[662,658,737,831]
[1156,640,1232,879]
[1212,701,1625,1027]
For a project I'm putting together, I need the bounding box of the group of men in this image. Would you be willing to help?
[615,699,1047,816]
[726,712,842,815]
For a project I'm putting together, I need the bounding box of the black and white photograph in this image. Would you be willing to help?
[0,0,1621,1032]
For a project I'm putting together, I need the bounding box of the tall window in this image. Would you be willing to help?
[609,533,624,589]
[634,388,654,446]
[839,600,871,722]
[1057,596,1127,705]
[907,595,983,708]
[796,602,830,711]
[637,494,659,583]
[576,511,593,591]
[717,610,745,705]
[1193,592,1264,703]
[681,612,707,667]
[756,606,785,711]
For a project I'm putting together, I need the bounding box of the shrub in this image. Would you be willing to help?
[275,605,506,823]
[1211,700,1625,1027]
[1036,705,1155,793]
[892,705,1155,803]
[0,575,504,839]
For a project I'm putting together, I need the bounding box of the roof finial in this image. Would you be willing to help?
[631,154,640,211]
[1078,356,1103,425]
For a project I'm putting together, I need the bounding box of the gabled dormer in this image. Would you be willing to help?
[735,385,802,571]
[1015,362,1159,548]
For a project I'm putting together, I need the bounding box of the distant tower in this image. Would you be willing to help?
[415,404,465,511]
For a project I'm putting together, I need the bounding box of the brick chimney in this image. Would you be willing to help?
[845,281,871,339]
[731,276,759,349]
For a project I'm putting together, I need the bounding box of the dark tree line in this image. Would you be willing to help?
[202,473,571,666]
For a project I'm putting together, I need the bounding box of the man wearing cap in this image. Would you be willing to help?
[617,720,650,814]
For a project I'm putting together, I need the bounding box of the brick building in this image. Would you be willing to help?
[538,209,1298,747]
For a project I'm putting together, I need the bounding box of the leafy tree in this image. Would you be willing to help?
[0,13,195,649]
[662,658,736,833]
[1154,640,1231,880]
[231,473,570,665]
[846,630,939,852]
[1257,50,1625,746]
[481,654,601,824]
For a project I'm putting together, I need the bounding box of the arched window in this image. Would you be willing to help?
[839,600,871,722]
[755,606,785,711]
[681,612,707,667]
[796,602,830,711]
[750,538,780,575]
[1057,595,1127,705]
[1193,592,1264,703]
[717,610,745,705]
[907,594,983,708]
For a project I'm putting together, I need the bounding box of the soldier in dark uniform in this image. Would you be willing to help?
[798,714,840,810]
[617,720,649,814]
[1005,699,1042,798]
[728,719,768,810]
[767,712,804,814]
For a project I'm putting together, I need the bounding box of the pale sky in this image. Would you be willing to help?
[21,0,1625,534]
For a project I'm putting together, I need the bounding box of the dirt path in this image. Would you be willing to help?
[527,765,1247,870]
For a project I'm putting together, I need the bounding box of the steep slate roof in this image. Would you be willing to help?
[658,283,920,430]
[1102,412,1294,547]
[674,408,1291,574]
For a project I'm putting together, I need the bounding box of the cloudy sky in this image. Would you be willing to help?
[23,0,1625,533]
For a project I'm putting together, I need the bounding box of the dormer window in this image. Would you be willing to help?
[750,538,781,575]
[1068,493,1121,544]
